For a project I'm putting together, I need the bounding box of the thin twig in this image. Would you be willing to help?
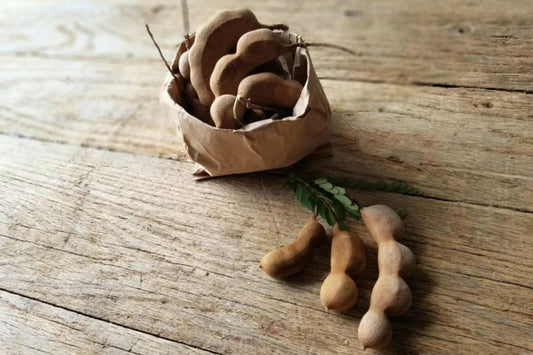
[312,206,318,221]
[304,42,358,56]
[145,24,180,83]
[180,0,190,36]
[180,0,192,49]
[294,175,340,223]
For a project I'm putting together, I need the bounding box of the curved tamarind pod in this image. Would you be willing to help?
[249,58,286,77]
[260,220,326,279]
[189,97,213,126]
[358,205,416,350]
[210,29,296,97]
[178,50,190,79]
[238,73,303,111]
[177,75,213,126]
[210,94,246,129]
[320,225,366,312]
[358,310,392,350]
[185,80,198,99]
[189,9,287,106]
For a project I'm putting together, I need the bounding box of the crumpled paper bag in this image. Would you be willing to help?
[160,32,331,177]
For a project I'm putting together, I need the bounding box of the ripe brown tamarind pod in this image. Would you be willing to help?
[210,94,246,129]
[260,220,326,279]
[210,29,297,98]
[178,50,190,79]
[238,73,303,111]
[188,9,288,106]
[320,224,366,312]
[358,205,416,350]
[249,58,286,77]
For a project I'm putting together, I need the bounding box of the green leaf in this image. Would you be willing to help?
[346,209,361,220]
[326,176,420,196]
[329,186,340,194]
[334,194,352,206]
[325,207,336,226]
[345,203,359,212]
[314,177,328,185]
[295,182,304,203]
[337,219,348,231]
[315,200,334,226]
[318,182,334,190]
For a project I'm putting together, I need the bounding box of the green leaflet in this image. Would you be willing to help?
[290,173,415,228]
[327,176,420,196]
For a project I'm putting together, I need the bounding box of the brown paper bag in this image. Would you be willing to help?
[160,32,331,177]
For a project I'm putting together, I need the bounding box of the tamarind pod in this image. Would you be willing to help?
[260,220,326,279]
[210,29,296,98]
[358,310,392,351]
[188,9,288,106]
[178,50,190,79]
[249,58,286,77]
[189,96,214,126]
[210,94,245,129]
[358,205,415,350]
[166,72,187,109]
[238,73,303,111]
[360,204,404,244]
[320,225,366,312]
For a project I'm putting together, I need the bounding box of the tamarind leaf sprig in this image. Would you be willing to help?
[289,174,357,230]
[327,176,420,196]
[288,173,419,229]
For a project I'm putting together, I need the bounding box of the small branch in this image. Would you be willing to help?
[294,175,340,223]
[312,206,318,221]
[145,24,180,84]
[304,42,358,56]
[180,0,192,50]
[180,0,190,37]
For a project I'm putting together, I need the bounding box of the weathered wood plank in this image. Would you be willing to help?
[0,0,533,91]
[1,56,531,211]
[0,290,210,354]
[2,0,532,91]
[1,136,531,353]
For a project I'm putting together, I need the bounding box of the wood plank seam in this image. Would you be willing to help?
[2,133,531,216]
[2,49,532,95]
[318,76,533,95]
[0,287,223,355]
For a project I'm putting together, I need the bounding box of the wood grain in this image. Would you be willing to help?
[0,290,210,354]
[1,1,532,353]
[2,0,532,91]
[1,56,531,210]
[1,136,531,354]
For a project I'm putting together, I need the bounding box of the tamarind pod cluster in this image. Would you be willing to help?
[320,224,366,312]
[188,9,265,106]
[358,205,416,350]
[210,72,303,129]
[210,29,297,98]
[172,9,301,128]
[260,220,326,279]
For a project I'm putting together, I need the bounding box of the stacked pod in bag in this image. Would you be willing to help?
[162,8,331,177]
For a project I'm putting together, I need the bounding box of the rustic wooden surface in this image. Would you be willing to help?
[0,0,531,354]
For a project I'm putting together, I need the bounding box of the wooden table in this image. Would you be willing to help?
[1,1,532,353]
